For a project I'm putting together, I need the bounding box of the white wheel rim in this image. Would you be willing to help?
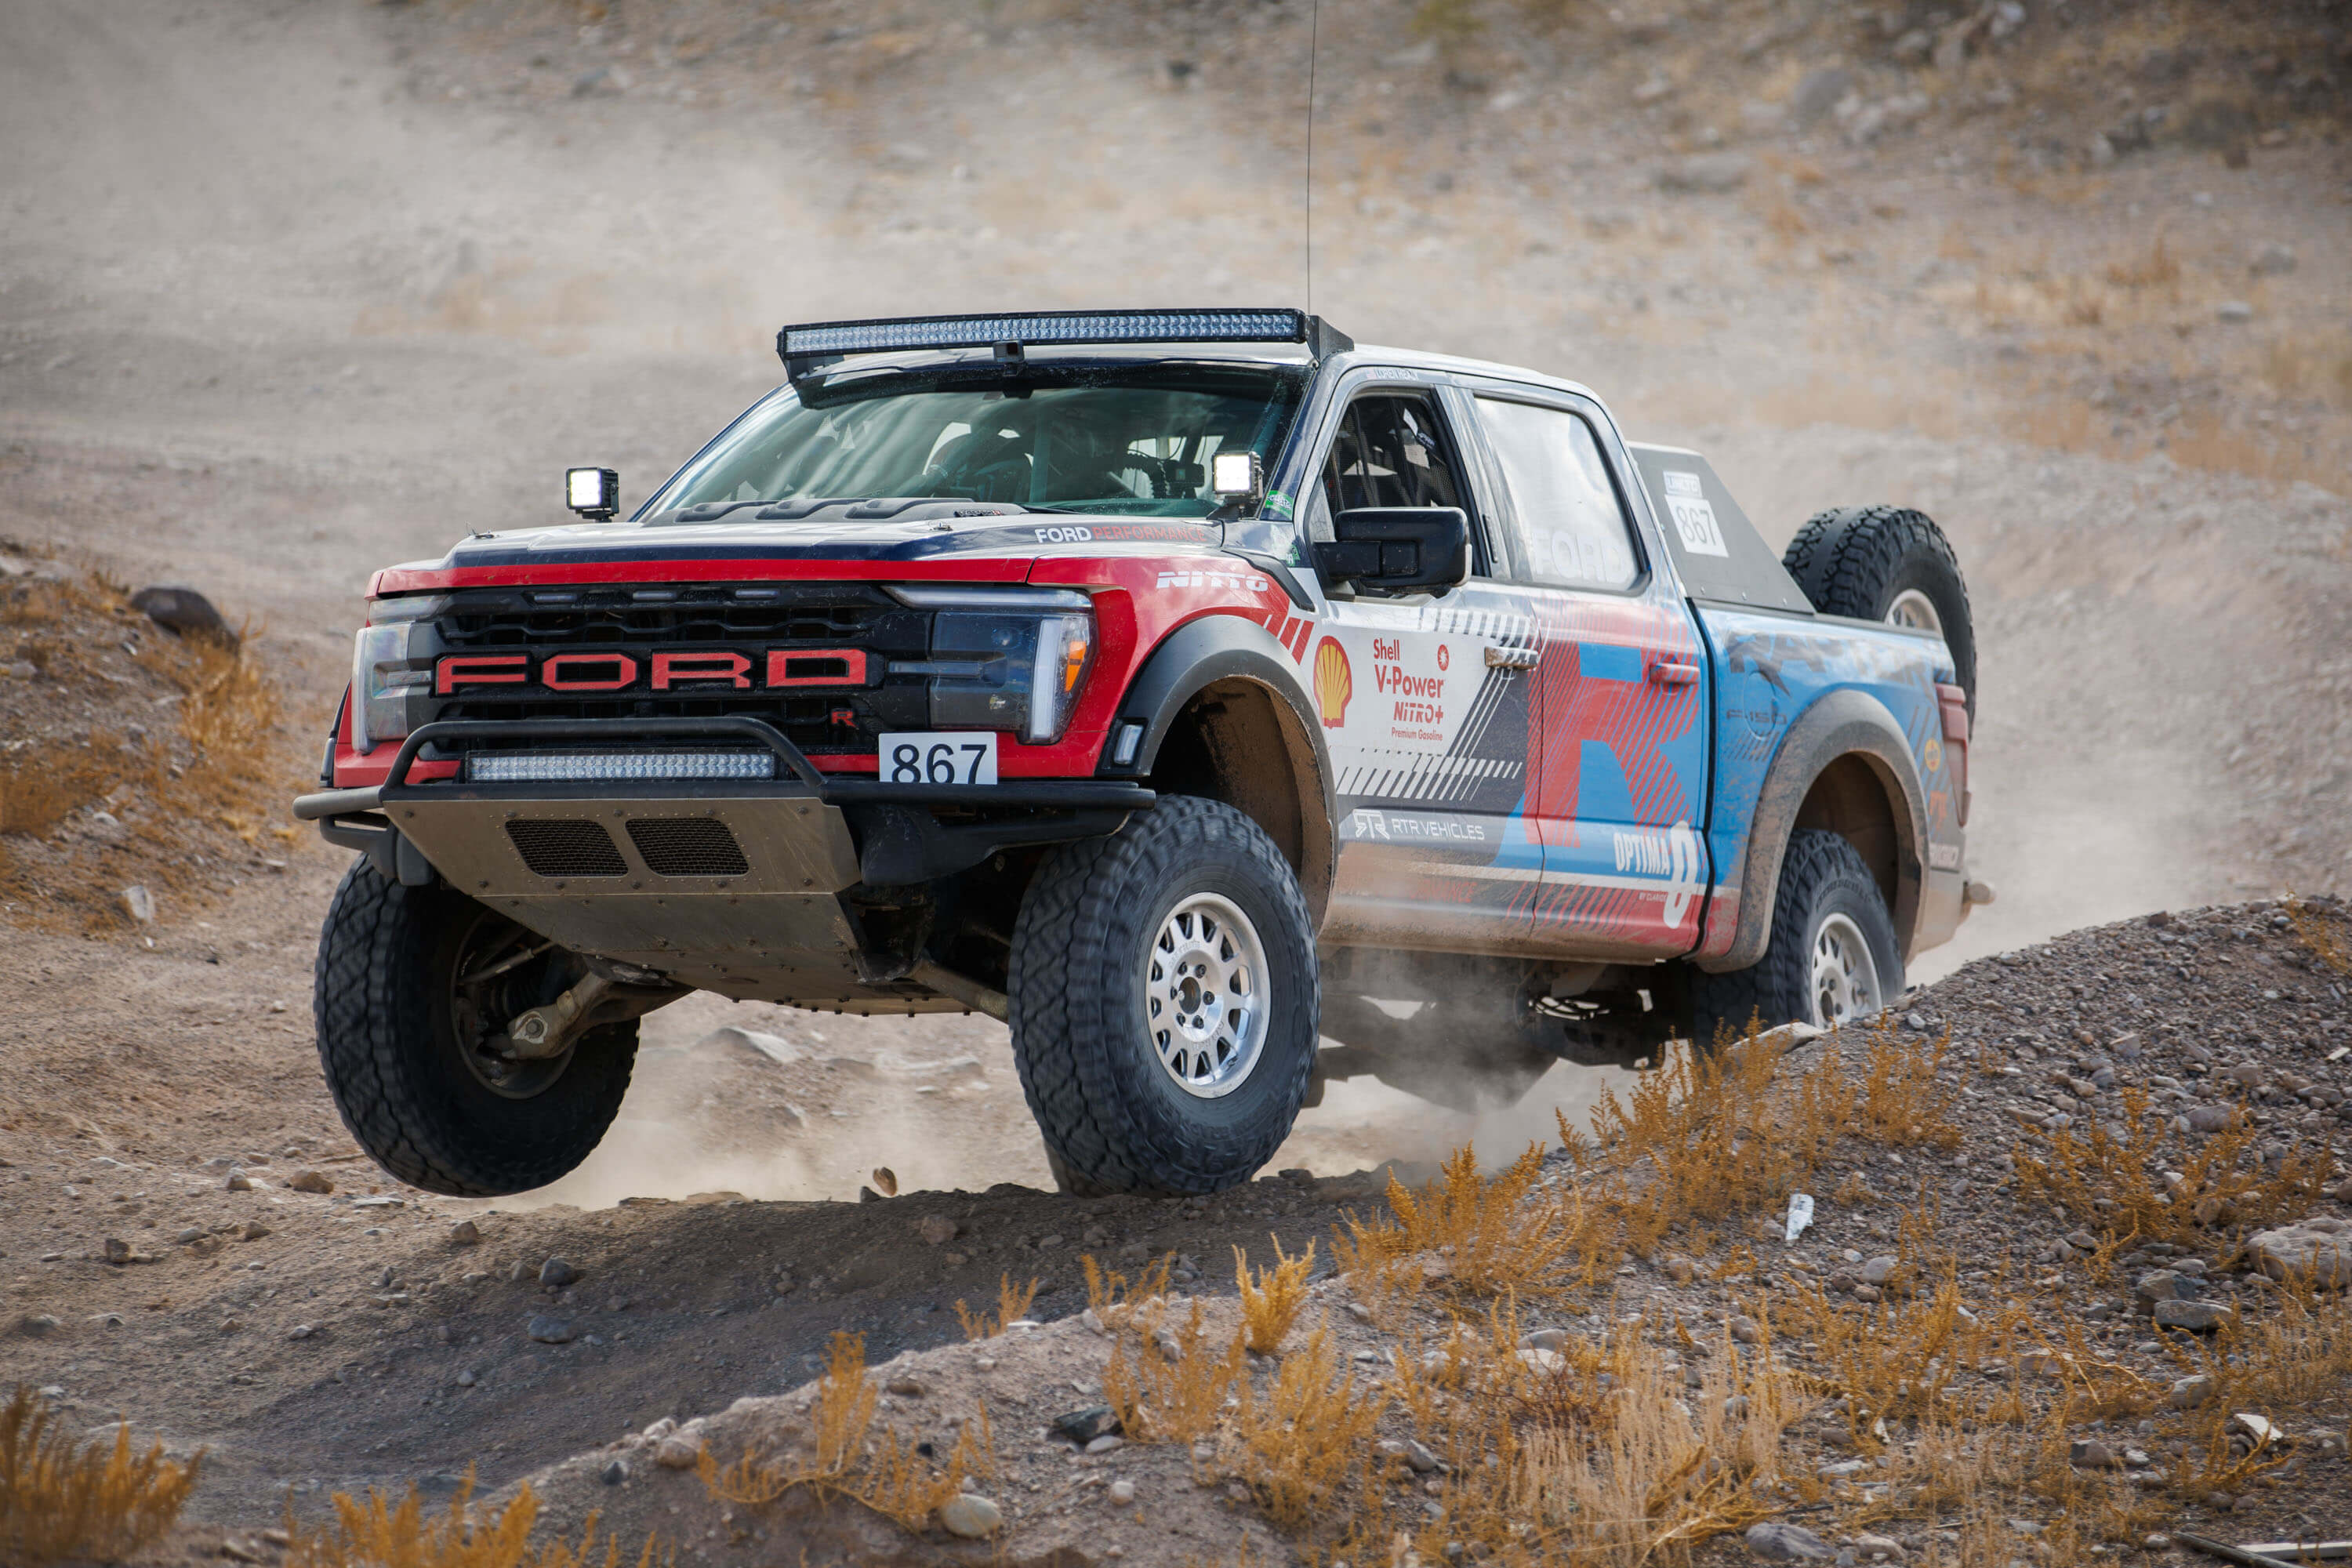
[1809,913,1882,1028]
[1886,589,1944,636]
[1144,892,1269,1098]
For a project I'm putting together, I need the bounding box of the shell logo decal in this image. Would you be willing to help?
[1312,637,1352,728]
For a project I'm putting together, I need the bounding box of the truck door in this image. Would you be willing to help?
[1461,387,1711,960]
[1308,380,1547,955]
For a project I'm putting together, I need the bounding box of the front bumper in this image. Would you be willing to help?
[293,717,1150,1007]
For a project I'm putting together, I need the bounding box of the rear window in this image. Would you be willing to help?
[1474,397,1640,591]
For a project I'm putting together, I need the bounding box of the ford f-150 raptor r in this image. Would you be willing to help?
[295,308,1988,1199]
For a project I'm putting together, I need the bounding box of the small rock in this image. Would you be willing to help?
[121,885,156,924]
[539,1258,582,1288]
[239,1221,270,1243]
[2063,1229,2098,1252]
[2187,1104,2235,1134]
[2216,300,2254,325]
[2071,1438,2119,1468]
[225,1173,253,1192]
[1852,1532,1905,1561]
[1730,1316,1762,1345]
[1852,1284,1884,1304]
[130,585,235,644]
[2251,241,2296,276]
[1789,67,1855,129]
[19,1315,60,1337]
[2154,1300,2232,1332]
[601,1460,628,1486]
[525,1316,575,1345]
[1860,1255,1898,1286]
[1400,1438,1441,1473]
[1052,1406,1121,1445]
[287,1323,315,1341]
[1520,1327,1570,1352]
[456,1370,476,1388]
[2169,1374,2217,1408]
[916,1214,958,1247]
[2146,1536,2172,1552]
[1518,1347,1566,1374]
[1662,1254,1695,1284]
[287,1171,333,1195]
[449,1220,481,1247]
[2135,1269,2190,1304]
[887,1375,927,1398]
[1085,1434,1124,1455]
[103,1238,132,1265]
[938,1493,1003,1539]
[2245,1217,2352,1289]
[1107,1479,1135,1504]
[1745,1520,1837,1560]
[653,1436,700,1469]
[1656,153,1751,194]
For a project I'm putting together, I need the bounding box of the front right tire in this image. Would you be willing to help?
[313,862,636,1196]
[1007,796,1318,1196]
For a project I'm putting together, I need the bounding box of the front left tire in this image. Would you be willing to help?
[1007,796,1318,1196]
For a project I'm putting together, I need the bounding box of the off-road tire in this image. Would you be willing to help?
[1783,505,1976,713]
[1007,796,1317,1196]
[313,861,636,1196]
[1689,829,1902,1045]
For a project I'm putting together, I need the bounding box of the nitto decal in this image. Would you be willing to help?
[1612,822,1705,926]
[1154,570,1269,593]
[1312,637,1352,728]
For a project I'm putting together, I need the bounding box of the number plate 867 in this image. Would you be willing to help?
[877,732,999,786]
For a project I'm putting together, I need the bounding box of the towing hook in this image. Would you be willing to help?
[503,971,616,1060]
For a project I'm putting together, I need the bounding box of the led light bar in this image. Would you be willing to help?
[466,751,778,783]
[782,310,1308,361]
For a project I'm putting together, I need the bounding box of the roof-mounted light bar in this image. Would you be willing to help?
[775,308,1353,380]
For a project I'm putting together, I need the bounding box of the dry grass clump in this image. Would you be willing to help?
[2285,894,2352,977]
[1101,1295,1249,1445]
[284,1477,666,1568]
[1334,1142,1587,1307]
[1852,1021,1964,1149]
[1235,1237,1316,1354]
[2009,1085,2333,1245]
[1567,1024,1846,1258]
[699,1331,993,1534]
[954,1273,1040,1340]
[0,1386,202,1567]
[1228,1328,1385,1531]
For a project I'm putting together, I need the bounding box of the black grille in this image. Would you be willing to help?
[626,817,750,877]
[505,819,627,878]
[428,583,929,760]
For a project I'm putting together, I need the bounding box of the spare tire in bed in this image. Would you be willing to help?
[1782,505,1976,713]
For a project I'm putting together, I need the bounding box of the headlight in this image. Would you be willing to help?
[349,595,447,754]
[905,606,1095,745]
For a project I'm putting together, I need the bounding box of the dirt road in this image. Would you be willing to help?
[2,0,2349,1548]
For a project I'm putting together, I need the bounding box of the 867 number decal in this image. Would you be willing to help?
[878,731,999,786]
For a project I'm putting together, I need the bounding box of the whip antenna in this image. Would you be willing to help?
[1305,0,1320,313]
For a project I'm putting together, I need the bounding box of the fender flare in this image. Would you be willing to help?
[1098,613,1338,921]
[1697,686,1930,974]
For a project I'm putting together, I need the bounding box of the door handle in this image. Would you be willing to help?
[1648,660,1700,686]
[1484,645,1540,671]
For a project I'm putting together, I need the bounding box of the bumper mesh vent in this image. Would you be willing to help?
[627,817,750,878]
[505,818,627,878]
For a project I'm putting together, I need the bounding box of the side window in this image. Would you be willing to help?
[1318,393,1469,517]
[1473,397,1641,592]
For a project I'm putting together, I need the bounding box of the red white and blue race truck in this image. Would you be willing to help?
[294,309,1988,1197]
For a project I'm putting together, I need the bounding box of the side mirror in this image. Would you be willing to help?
[566,466,620,521]
[1312,506,1471,594]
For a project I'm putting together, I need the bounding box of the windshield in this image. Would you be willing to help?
[646,361,1306,517]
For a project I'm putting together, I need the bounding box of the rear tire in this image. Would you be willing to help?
[1690,829,1901,1044]
[312,861,636,1196]
[1007,797,1317,1196]
[1783,505,1976,713]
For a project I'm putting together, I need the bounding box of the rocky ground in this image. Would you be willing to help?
[3,0,2351,1563]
